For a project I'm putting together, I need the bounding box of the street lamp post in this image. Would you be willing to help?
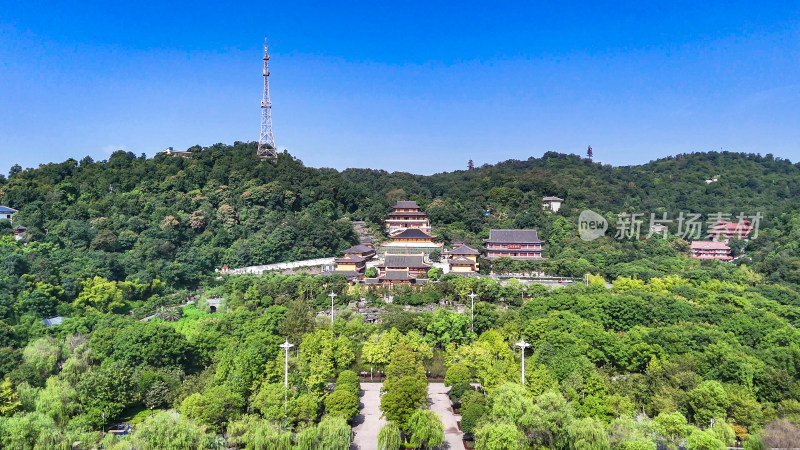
[515,339,530,385]
[328,291,338,327]
[279,339,294,415]
[468,291,477,331]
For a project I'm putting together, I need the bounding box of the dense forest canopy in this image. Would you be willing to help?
[2,143,799,291]
[0,143,798,448]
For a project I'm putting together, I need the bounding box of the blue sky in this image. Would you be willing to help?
[1,1,799,175]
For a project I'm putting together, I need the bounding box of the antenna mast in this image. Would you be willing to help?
[257,37,277,160]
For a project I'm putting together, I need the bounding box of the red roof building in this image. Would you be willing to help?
[708,220,753,242]
[690,241,732,261]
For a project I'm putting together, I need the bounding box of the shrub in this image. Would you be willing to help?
[335,370,360,397]
[449,382,472,403]
[324,389,359,421]
[461,403,485,435]
[461,390,486,412]
[444,363,471,387]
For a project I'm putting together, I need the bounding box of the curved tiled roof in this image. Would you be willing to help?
[448,256,477,265]
[392,228,435,240]
[393,200,420,209]
[344,244,375,254]
[335,254,366,263]
[378,253,431,269]
[380,270,416,280]
[445,244,480,255]
[485,229,543,244]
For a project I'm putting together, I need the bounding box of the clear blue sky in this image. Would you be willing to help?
[1,1,799,175]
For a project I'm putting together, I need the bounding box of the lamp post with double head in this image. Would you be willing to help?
[279,339,294,415]
[468,291,478,331]
[328,291,338,327]
[515,339,530,385]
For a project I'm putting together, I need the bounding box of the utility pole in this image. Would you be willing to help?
[257,37,277,160]
[515,339,530,385]
[468,291,477,331]
[329,291,338,327]
[279,339,294,415]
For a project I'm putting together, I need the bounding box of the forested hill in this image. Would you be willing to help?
[1,142,800,295]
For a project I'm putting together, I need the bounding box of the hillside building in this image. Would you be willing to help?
[443,243,480,273]
[377,253,432,278]
[343,243,376,261]
[385,200,432,235]
[708,220,752,243]
[484,229,546,260]
[13,226,26,241]
[380,228,443,256]
[0,206,17,223]
[162,147,192,158]
[542,196,564,213]
[363,252,432,287]
[690,241,732,261]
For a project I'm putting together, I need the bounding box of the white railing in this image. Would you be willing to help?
[221,257,336,275]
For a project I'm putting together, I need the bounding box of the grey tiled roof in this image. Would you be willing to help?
[393,201,420,209]
[485,229,543,244]
[379,254,431,269]
[392,228,434,239]
[380,270,415,280]
[336,254,366,263]
[445,244,480,255]
[542,196,564,202]
[344,244,375,254]
[448,256,477,265]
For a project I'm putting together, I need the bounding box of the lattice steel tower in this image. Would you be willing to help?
[257,37,277,160]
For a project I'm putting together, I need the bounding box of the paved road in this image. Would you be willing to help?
[428,383,465,450]
[351,383,385,450]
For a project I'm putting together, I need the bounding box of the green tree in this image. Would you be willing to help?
[688,381,729,426]
[474,422,526,450]
[653,411,688,449]
[378,421,402,450]
[567,417,610,450]
[73,276,126,313]
[460,402,485,435]
[317,415,351,450]
[685,428,725,450]
[445,362,471,387]
[128,410,220,450]
[280,298,314,346]
[407,409,445,449]
[0,378,21,416]
[178,385,245,433]
[325,389,359,421]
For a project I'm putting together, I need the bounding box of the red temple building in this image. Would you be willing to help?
[708,220,753,243]
[385,201,432,235]
[484,229,546,260]
[690,241,732,261]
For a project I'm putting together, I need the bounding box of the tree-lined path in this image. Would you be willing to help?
[351,383,385,450]
[351,382,465,450]
[428,383,465,450]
